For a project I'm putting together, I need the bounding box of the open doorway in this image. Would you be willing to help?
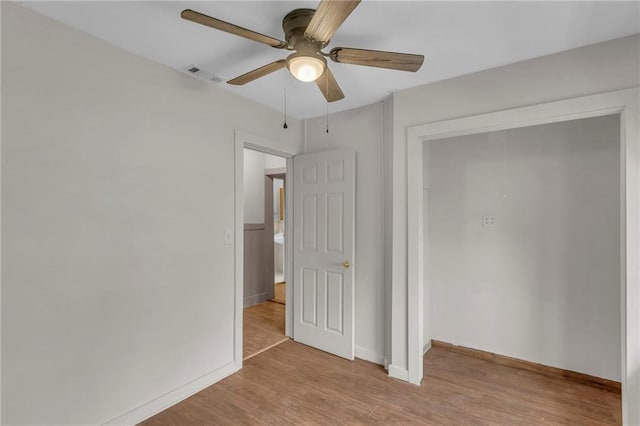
[242,148,289,360]
[424,115,621,391]
[266,173,286,305]
[234,133,357,368]
[405,89,638,422]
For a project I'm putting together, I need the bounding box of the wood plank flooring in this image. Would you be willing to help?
[243,301,286,360]
[143,340,621,425]
[270,282,286,305]
[431,340,621,393]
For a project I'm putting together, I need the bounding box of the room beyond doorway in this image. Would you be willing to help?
[270,176,286,305]
[243,302,286,360]
[242,148,289,359]
[424,115,621,385]
[405,89,638,422]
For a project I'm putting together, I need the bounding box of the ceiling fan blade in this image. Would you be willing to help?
[181,9,286,49]
[227,60,287,85]
[330,47,424,72]
[315,67,345,102]
[304,0,361,44]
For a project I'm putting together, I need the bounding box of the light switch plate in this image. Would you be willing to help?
[223,229,233,245]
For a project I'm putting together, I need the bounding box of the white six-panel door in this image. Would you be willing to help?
[292,149,355,360]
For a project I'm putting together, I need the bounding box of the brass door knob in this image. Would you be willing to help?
[343,260,350,268]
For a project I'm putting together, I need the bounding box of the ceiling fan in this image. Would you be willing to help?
[180,0,424,102]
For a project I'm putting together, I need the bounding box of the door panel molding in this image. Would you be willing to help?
[293,148,355,360]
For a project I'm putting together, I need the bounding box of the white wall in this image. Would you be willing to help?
[304,102,385,364]
[1,3,302,424]
[273,178,285,227]
[243,149,265,224]
[390,34,640,375]
[265,154,286,171]
[425,115,620,380]
[243,149,285,224]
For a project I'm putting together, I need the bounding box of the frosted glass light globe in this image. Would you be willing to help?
[287,54,325,82]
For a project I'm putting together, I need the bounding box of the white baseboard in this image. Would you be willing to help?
[244,292,267,307]
[354,345,385,365]
[104,361,238,425]
[423,340,432,354]
[387,364,409,382]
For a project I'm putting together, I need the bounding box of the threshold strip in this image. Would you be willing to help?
[243,337,290,361]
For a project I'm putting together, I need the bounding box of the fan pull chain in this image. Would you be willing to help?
[283,87,288,129]
[325,73,329,134]
[326,101,329,134]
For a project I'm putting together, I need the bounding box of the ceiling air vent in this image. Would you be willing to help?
[182,65,225,84]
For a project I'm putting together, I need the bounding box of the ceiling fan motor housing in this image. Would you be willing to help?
[282,8,327,50]
[282,8,327,82]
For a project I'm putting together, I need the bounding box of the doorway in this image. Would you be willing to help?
[265,172,286,305]
[241,148,289,360]
[425,115,621,387]
[234,133,357,370]
[405,88,639,423]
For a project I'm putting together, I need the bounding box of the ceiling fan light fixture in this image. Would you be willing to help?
[286,52,326,82]
[181,2,424,103]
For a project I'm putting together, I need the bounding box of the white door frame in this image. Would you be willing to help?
[406,88,639,424]
[233,131,296,370]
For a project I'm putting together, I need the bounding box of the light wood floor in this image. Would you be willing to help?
[143,340,621,425]
[243,301,286,360]
[270,282,286,305]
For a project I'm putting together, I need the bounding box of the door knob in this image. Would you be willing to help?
[343,260,350,268]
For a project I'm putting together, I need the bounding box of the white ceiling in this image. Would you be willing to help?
[18,1,640,119]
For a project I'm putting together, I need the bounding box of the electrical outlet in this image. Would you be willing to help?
[482,215,496,227]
